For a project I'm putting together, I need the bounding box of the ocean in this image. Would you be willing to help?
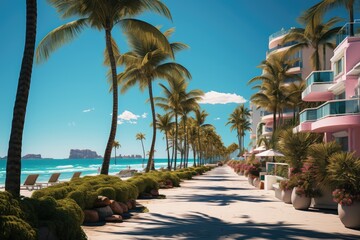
[0,158,169,185]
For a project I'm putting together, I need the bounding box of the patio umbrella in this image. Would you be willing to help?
[253,145,266,152]
[255,149,284,157]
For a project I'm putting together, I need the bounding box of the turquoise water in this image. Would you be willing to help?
[0,158,169,185]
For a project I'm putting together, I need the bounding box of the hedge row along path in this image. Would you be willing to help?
[83,166,359,239]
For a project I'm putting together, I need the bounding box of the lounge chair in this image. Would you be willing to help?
[21,174,41,191]
[40,173,61,187]
[70,171,81,181]
[116,169,138,178]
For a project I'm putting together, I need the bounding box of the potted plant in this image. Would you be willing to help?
[279,179,294,204]
[289,167,321,210]
[327,152,360,229]
[306,141,341,210]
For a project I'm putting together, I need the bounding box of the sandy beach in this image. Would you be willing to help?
[83,166,360,239]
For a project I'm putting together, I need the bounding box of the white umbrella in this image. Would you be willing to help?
[255,149,284,157]
[253,145,266,152]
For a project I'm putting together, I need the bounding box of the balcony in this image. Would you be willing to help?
[298,99,360,132]
[267,41,298,55]
[336,21,360,45]
[302,71,334,101]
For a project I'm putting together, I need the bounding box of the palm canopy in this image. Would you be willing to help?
[36,0,173,62]
[282,16,342,70]
[136,132,146,140]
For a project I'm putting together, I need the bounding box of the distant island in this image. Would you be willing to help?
[69,149,102,159]
[23,154,42,159]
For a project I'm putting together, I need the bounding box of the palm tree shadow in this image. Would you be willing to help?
[94,211,359,239]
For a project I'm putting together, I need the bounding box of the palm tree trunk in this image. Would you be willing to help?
[237,130,242,155]
[102,25,118,175]
[141,139,145,168]
[272,108,277,132]
[315,46,320,71]
[165,132,171,170]
[197,127,202,166]
[146,80,157,172]
[349,7,354,36]
[5,0,37,197]
[174,113,179,170]
[322,44,326,70]
[193,144,197,167]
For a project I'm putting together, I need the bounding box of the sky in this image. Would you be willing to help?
[0,1,347,159]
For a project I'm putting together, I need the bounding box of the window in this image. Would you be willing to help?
[335,136,348,152]
[334,58,343,76]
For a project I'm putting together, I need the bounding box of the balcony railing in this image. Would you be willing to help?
[300,99,360,123]
[336,21,360,45]
[306,71,333,87]
[267,41,298,55]
[269,28,292,42]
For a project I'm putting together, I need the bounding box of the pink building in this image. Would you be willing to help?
[296,22,360,155]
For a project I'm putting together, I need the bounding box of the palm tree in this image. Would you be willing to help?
[5,0,37,197]
[119,28,190,172]
[302,0,359,36]
[136,133,146,168]
[156,113,173,170]
[36,0,172,175]
[282,15,342,70]
[248,54,300,132]
[226,104,251,154]
[112,140,120,165]
[194,109,212,165]
[156,78,203,170]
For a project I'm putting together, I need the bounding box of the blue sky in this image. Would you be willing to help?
[0,1,346,159]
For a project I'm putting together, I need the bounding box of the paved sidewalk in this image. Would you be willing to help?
[83,166,360,239]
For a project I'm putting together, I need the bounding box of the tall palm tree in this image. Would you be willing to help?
[283,16,342,70]
[5,0,37,197]
[156,113,173,170]
[36,0,172,175]
[226,104,251,154]
[119,28,190,172]
[248,54,300,132]
[156,78,203,170]
[302,0,359,36]
[194,109,211,165]
[112,140,120,165]
[136,133,146,168]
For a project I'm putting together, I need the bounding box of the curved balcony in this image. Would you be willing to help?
[302,71,334,101]
[299,98,360,132]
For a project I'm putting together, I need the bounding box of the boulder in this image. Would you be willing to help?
[83,210,99,223]
[93,196,111,208]
[130,199,137,209]
[118,202,128,212]
[109,200,123,214]
[105,214,123,222]
[95,206,113,220]
[165,179,173,188]
[150,189,159,196]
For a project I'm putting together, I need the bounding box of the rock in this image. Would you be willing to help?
[150,189,159,196]
[83,210,99,223]
[105,214,123,222]
[165,179,173,188]
[109,200,123,214]
[38,226,58,240]
[118,202,128,212]
[69,149,101,159]
[95,206,114,220]
[94,196,111,208]
[139,192,153,199]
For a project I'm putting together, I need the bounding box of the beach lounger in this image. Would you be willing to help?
[70,171,81,181]
[21,174,41,191]
[40,173,61,187]
[116,169,138,178]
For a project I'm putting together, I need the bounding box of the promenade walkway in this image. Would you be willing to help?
[83,166,359,239]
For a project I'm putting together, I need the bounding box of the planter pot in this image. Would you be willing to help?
[312,187,337,210]
[281,189,292,204]
[248,176,254,185]
[291,187,311,210]
[338,200,360,229]
[253,178,260,188]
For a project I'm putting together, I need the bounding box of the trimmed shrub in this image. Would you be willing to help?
[67,191,85,210]
[96,187,116,200]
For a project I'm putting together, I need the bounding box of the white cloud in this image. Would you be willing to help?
[198,91,247,105]
[83,108,95,113]
[214,117,221,120]
[141,113,148,119]
[117,120,124,125]
[118,110,140,121]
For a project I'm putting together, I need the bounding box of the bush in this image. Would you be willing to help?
[96,187,116,200]
[67,191,85,210]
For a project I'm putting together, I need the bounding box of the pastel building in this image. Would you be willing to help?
[296,21,360,155]
[250,27,331,150]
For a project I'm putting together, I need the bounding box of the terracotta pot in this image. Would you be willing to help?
[291,187,311,210]
[281,189,292,204]
[338,200,360,229]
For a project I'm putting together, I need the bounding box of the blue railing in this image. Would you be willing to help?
[300,99,360,123]
[306,71,333,87]
[336,21,360,45]
[269,28,291,42]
